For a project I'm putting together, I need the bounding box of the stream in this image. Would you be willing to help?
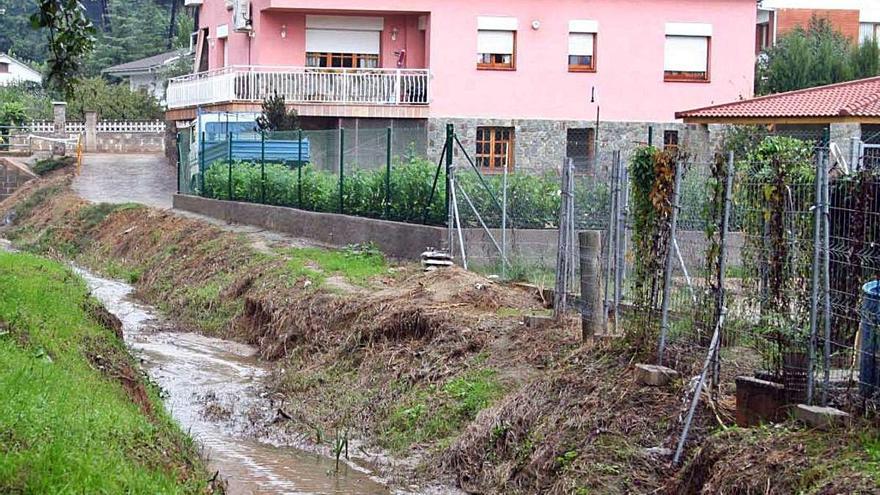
[73,266,392,495]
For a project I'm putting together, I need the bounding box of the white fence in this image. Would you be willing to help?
[167,65,430,109]
[28,120,166,134]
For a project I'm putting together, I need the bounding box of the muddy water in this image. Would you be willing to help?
[74,267,391,495]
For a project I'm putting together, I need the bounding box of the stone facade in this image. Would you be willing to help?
[426,117,724,173]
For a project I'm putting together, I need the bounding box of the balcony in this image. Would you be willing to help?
[166,65,430,111]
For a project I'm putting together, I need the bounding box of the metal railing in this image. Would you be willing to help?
[167,65,431,109]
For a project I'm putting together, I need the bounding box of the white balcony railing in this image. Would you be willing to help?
[167,66,430,109]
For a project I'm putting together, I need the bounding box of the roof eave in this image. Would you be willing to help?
[680,115,880,125]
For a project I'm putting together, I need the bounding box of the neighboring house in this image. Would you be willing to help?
[103,49,192,103]
[168,0,757,171]
[0,54,41,86]
[756,0,880,54]
[676,76,880,168]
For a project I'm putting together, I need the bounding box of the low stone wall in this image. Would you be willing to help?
[172,194,446,260]
[14,132,165,154]
[0,158,36,202]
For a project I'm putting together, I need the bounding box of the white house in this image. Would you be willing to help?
[0,54,42,86]
[103,49,192,103]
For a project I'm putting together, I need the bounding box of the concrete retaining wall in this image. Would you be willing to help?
[173,194,446,260]
[0,158,36,202]
[10,132,165,154]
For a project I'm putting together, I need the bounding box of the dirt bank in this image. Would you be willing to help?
[2,169,877,494]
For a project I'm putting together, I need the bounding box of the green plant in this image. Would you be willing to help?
[256,92,300,132]
[32,156,74,175]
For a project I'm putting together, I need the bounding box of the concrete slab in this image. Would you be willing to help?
[794,404,850,430]
[736,376,787,427]
[635,364,679,386]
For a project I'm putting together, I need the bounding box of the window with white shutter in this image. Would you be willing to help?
[305,15,382,68]
[568,20,598,72]
[664,23,711,82]
[477,16,517,70]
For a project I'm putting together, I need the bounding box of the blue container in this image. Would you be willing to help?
[860,281,880,396]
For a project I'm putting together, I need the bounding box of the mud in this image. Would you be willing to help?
[75,266,391,495]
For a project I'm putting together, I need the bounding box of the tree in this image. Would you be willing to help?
[0,0,51,64]
[256,93,300,132]
[30,0,96,97]
[757,16,880,95]
[66,77,164,120]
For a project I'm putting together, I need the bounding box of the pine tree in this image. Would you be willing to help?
[256,93,300,132]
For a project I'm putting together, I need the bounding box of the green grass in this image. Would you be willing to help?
[13,184,60,220]
[31,156,74,176]
[382,368,504,453]
[286,244,387,286]
[0,252,210,494]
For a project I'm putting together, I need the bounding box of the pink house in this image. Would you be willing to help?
[170,0,756,170]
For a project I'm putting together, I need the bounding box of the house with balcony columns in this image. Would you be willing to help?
[168,0,756,172]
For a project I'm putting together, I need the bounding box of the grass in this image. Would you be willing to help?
[31,156,75,176]
[0,252,211,494]
[285,243,387,286]
[382,368,504,453]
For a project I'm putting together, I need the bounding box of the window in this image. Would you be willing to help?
[861,22,880,45]
[0,62,8,74]
[477,16,517,70]
[305,16,383,68]
[476,127,515,172]
[663,130,679,151]
[567,128,596,170]
[756,23,771,53]
[568,20,598,72]
[664,23,711,82]
[306,52,379,68]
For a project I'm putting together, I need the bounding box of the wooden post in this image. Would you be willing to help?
[579,230,603,340]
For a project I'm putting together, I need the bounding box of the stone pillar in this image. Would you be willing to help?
[84,111,98,152]
[52,101,67,156]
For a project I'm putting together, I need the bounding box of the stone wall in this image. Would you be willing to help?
[0,158,36,202]
[426,118,725,173]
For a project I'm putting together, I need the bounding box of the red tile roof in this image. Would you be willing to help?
[676,76,880,121]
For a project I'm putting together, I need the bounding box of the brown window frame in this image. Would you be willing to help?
[477,31,516,71]
[568,33,597,73]
[0,62,9,74]
[664,36,711,83]
[306,52,380,69]
[663,130,679,151]
[476,127,515,173]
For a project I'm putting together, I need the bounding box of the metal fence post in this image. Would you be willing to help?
[445,123,454,250]
[297,129,303,208]
[385,127,392,218]
[227,131,233,200]
[712,151,735,395]
[821,150,832,405]
[176,133,182,194]
[807,149,823,405]
[658,159,683,365]
[614,158,628,333]
[604,151,619,325]
[199,131,205,195]
[339,127,345,214]
[260,130,266,204]
[501,162,509,279]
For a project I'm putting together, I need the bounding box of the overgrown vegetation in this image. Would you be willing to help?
[0,252,213,493]
[758,16,880,95]
[32,156,74,175]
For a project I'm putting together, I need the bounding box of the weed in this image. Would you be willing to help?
[13,185,60,219]
[286,244,387,286]
[31,156,74,176]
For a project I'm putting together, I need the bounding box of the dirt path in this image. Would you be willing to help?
[73,153,318,251]
[74,153,176,209]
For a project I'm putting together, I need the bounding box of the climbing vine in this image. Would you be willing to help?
[629,145,679,352]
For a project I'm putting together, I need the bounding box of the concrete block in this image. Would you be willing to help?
[736,376,787,427]
[634,364,679,386]
[522,314,554,329]
[794,404,850,430]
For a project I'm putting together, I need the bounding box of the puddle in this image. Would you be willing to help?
[74,267,391,495]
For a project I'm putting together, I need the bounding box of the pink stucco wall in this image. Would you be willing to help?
[198,0,756,123]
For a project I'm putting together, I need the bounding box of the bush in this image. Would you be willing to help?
[32,156,75,176]
[201,158,606,229]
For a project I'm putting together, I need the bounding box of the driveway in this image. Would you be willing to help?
[73,153,175,209]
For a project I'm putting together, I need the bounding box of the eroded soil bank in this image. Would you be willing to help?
[2,169,878,494]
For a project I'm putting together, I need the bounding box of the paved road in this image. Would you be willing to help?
[74,153,175,209]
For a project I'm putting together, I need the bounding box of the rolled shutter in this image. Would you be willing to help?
[568,33,594,56]
[305,29,381,54]
[478,30,514,55]
[664,35,708,72]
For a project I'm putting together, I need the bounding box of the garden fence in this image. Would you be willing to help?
[560,135,880,461]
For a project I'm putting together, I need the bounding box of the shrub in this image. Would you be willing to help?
[32,156,75,176]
